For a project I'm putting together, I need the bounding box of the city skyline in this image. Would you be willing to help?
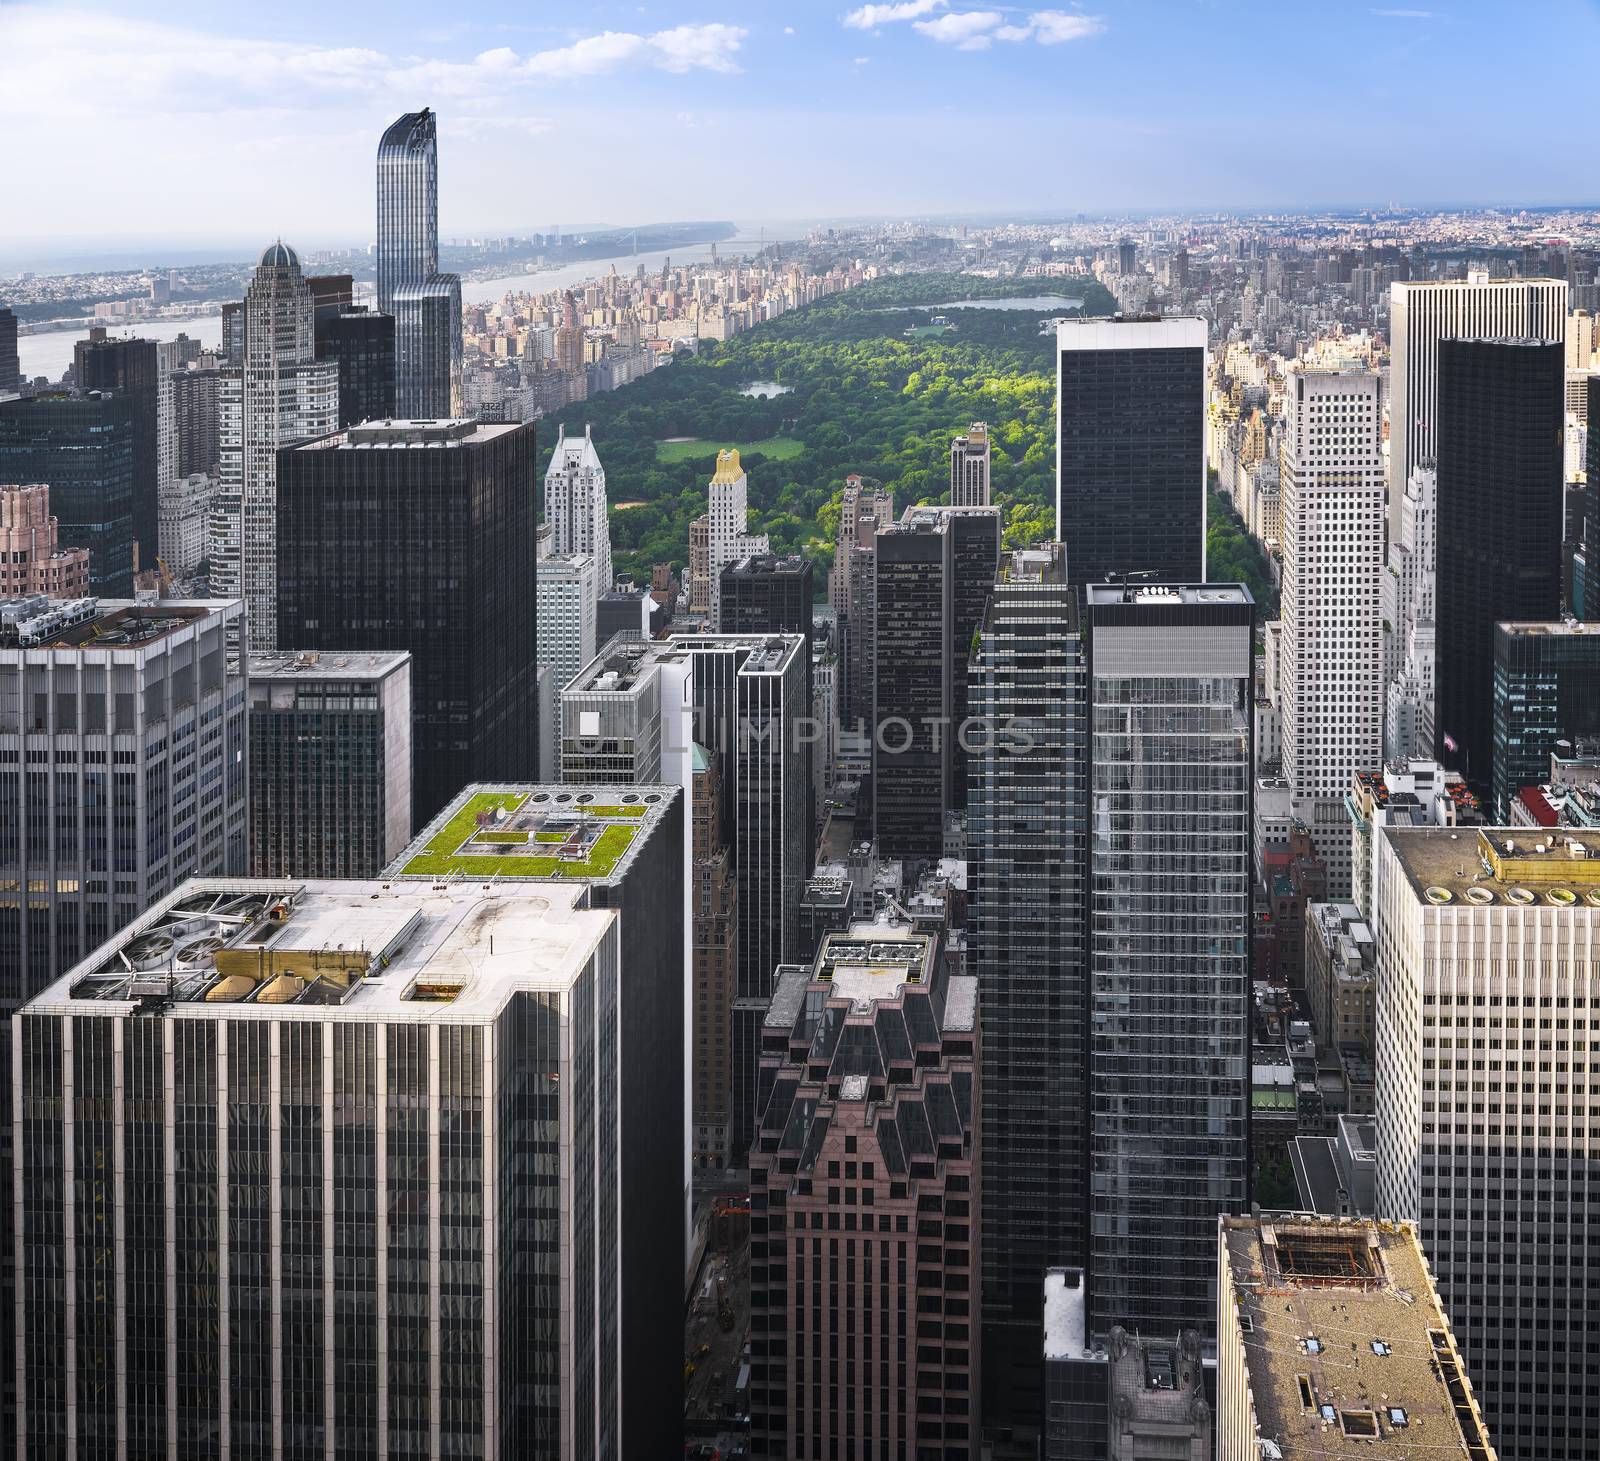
[3,1,1599,250]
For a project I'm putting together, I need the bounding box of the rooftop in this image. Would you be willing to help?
[294,419,522,451]
[1043,1267,1090,1361]
[1221,1216,1494,1461]
[1496,618,1600,638]
[1,596,223,651]
[27,877,612,1024]
[1084,581,1253,606]
[248,649,410,681]
[1386,825,1600,905]
[386,784,674,883]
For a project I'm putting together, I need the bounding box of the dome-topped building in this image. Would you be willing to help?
[258,240,300,270]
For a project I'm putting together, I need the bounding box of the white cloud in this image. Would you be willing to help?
[526,31,650,74]
[913,10,1002,48]
[843,0,945,29]
[854,55,871,64]
[645,22,747,73]
[1029,11,1105,43]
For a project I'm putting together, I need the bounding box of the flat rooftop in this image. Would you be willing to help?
[386,784,673,883]
[1,597,223,651]
[28,877,612,1024]
[1042,1267,1090,1361]
[295,419,523,451]
[1084,582,1253,606]
[248,649,410,681]
[1386,825,1600,905]
[1496,618,1600,638]
[1222,1216,1494,1461]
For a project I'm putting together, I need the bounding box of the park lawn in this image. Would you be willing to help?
[654,435,804,464]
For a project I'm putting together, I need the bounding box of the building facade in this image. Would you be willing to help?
[0,308,16,393]
[247,649,413,878]
[1384,463,1439,763]
[1278,366,1386,895]
[1056,316,1207,585]
[1490,620,1600,820]
[0,391,135,597]
[392,274,463,419]
[544,423,613,599]
[750,923,980,1460]
[691,742,737,1170]
[1083,583,1253,1337]
[73,333,159,569]
[319,306,396,428]
[1434,338,1564,794]
[275,419,539,828]
[950,420,991,508]
[706,449,770,627]
[0,483,89,598]
[537,552,598,722]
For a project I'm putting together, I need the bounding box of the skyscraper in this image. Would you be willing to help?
[276,418,539,827]
[376,110,463,421]
[12,872,664,1457]
[1056,316,1207,584]
[1083,581,1253,1337]
[1278,366,1386,895]
[544,421,613,596]
[537,551,598,707]
[0,483,89,598]
[950,420,992,507]
[1389,274,1567,538]
[691,743,737,1170]
[1384,463,1438,762]
[1490,621,1600,817]
[968,543,1087,1433]
[718,552,813,640]
[0,390,135,596]
[247,649,413,878]
[1375,827,1600,1461]
[0,307,18,393]
[213,243,338,652]
[1434,338,1563,793]
[750,922,980,1461]
[706,449,769,626]
[830,476,894,731]
[73,332,159,568]
[319,306,396,427]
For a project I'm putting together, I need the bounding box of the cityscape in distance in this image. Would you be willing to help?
[1,2,1598,1459]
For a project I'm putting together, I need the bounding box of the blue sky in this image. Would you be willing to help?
[1,0,1596,248]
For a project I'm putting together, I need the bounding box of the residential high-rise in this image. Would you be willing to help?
[0,596,247,1004]
[873,505,999,856]
[376,110,462,420]
[1217,1215,1495,1461]
[706,448,769,626]
[384,784,685,1455]
[1490,620,1600,817]
[166,363,221,478]
[159,472,213,581]
[691,742,737,1170]
[73,332,159,568]
[544,421,613,597]
[319,306,396,427]
[686,513,711,615]
[1384,463,1438,762]
[718,551,813,640]
[0,483,89,597]
[1374,827,1600,1461]
[1582,376,1600,617]
[1278,366,1386,894]
[12,867,672,1458]
[537,551,598,709]
[213,243,338,652]
[0,390,135,596]
[1083,582,1253,1337]
[247,649,413,878]
[276,418,538,827]
[750,922,980,1461]
[0,307,18,393]
[1389,274,1567,538]
[1434,338,1564,793]
[969,543,1087,1432]
[830,476,894,730]
[376,109,439,313]
[1117,239,1137,276]
[950,420,992,507]
[1056,316,1207,584]
[392,273,463,418]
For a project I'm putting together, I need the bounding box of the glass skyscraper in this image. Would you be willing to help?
[376,109,462,419]
[1082,582,1253,1337]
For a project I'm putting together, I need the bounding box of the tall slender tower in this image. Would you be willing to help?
[706,449,769,626]
[1278,365,1386,895]
[545,422,613,595]
[376,110,462,420]
[213,243,337,652]
[950,420,992,507]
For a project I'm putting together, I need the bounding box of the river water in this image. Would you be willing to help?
[18,232,792,383]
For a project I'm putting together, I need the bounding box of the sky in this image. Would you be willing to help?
[2,0,1598,254]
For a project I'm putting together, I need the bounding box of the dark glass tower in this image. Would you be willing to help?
[276,419,538,827]
[319,307,396,428]
[1056,316,1207,585]
[718,552,814,639]
[73,333,159,567]
[1491,621,1600,818]
[0,390,135,595]
[376,110,438,314]
[1434,338,1563,794]
[0,307,17,392]
[969,543,1087,1439]
[1083,582,1253,1338]
[1582,375,1600,620]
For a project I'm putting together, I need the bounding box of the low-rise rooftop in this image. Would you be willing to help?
[248,649,410,681]
[1,596,223,650]
[1386,825,1600,905]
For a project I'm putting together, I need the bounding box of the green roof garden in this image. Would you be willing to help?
[397,790,648,881]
